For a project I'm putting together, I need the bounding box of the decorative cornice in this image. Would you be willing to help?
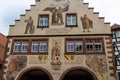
[7,34,112,38]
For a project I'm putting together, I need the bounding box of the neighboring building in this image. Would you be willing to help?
[111,23,120,80]
[4,0,116,80]
[0,33,7,64]
[0,33,7,79]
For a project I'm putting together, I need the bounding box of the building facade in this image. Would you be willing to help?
[111,24,120,80]
[4,0,116,80]
[0,33,7,79]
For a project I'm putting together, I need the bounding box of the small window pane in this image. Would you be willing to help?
[94,40,102,52]
[75,41,83,52]
[67,14,76,26]
[116,31,120,37]
[39,41,47,52]
[13,42,21,52]
[39,15,49,27]
[21,41,28,52]
[115,55,120,66]
[86,40,93,52]
[31,41,39,52]
[67,41,74,52]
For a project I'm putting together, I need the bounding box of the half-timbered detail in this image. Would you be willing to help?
[111,24,120,80]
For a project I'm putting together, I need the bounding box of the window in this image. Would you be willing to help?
[39,41,47,52]
[31,41,39,52]
[86,40,93,52]
[13,41,21,52]
[112,31,116,38]
[94,40,102,52]
[21,41,29,52]
[66,40,83,53]
[116,31,120,38]
[31,40,48,53]
[13,41,29,53]
[75,41,83,52]
[12,39,48,54]
[67,41,74,52]
[65,38,104,54]
[66,14,77,27]
[86,39,103,53]
[115,55,120,67]
[38,15,49,28]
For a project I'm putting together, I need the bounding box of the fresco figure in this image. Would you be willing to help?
[44,5,69,24]
[56,7,66,24]
[6,56,27,80]
[81,14,93,32]
[46,7,57,24]
[85,55,108,80]
[51,42,61,64]
[24,16,35,34]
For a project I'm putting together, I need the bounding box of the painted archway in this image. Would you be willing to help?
[60,67,98,80]
[16,67,53,80]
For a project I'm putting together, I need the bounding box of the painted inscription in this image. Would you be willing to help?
[45,28,71,34]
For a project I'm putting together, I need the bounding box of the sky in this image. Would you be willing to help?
[0,0,120,36]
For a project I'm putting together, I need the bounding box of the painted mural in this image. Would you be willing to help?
[81,14,93,32]
[44,0,69,25]
[6,56,27,80]
[85,55,108,80]
[24,16,35,34]
[51,39,62,65]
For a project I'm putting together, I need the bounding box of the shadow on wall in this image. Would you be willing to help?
[0,64,3,80]
[0,64,2,69]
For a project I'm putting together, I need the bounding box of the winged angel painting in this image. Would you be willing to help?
[44,0,70,25]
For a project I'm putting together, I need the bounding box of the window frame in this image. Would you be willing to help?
[115,55,120,70]
[31,41,39,53]
[39,41,47,53]
[66,13,78,27]
[13,41,21,53]
[11,39,48,55]
[86,40,94,52]
[21,41,29,53]
[31,39,48,54]
[85,38,104,54]
[65,38,83,54]
[65,38,104,55]
[116,31,120,38]
[37,14,49,28]
[12,40,29,54]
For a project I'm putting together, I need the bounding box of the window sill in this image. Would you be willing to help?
[66,25,78,27]
[11,52,48,55]
[65,52,105,55]
[37,26,49,28]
